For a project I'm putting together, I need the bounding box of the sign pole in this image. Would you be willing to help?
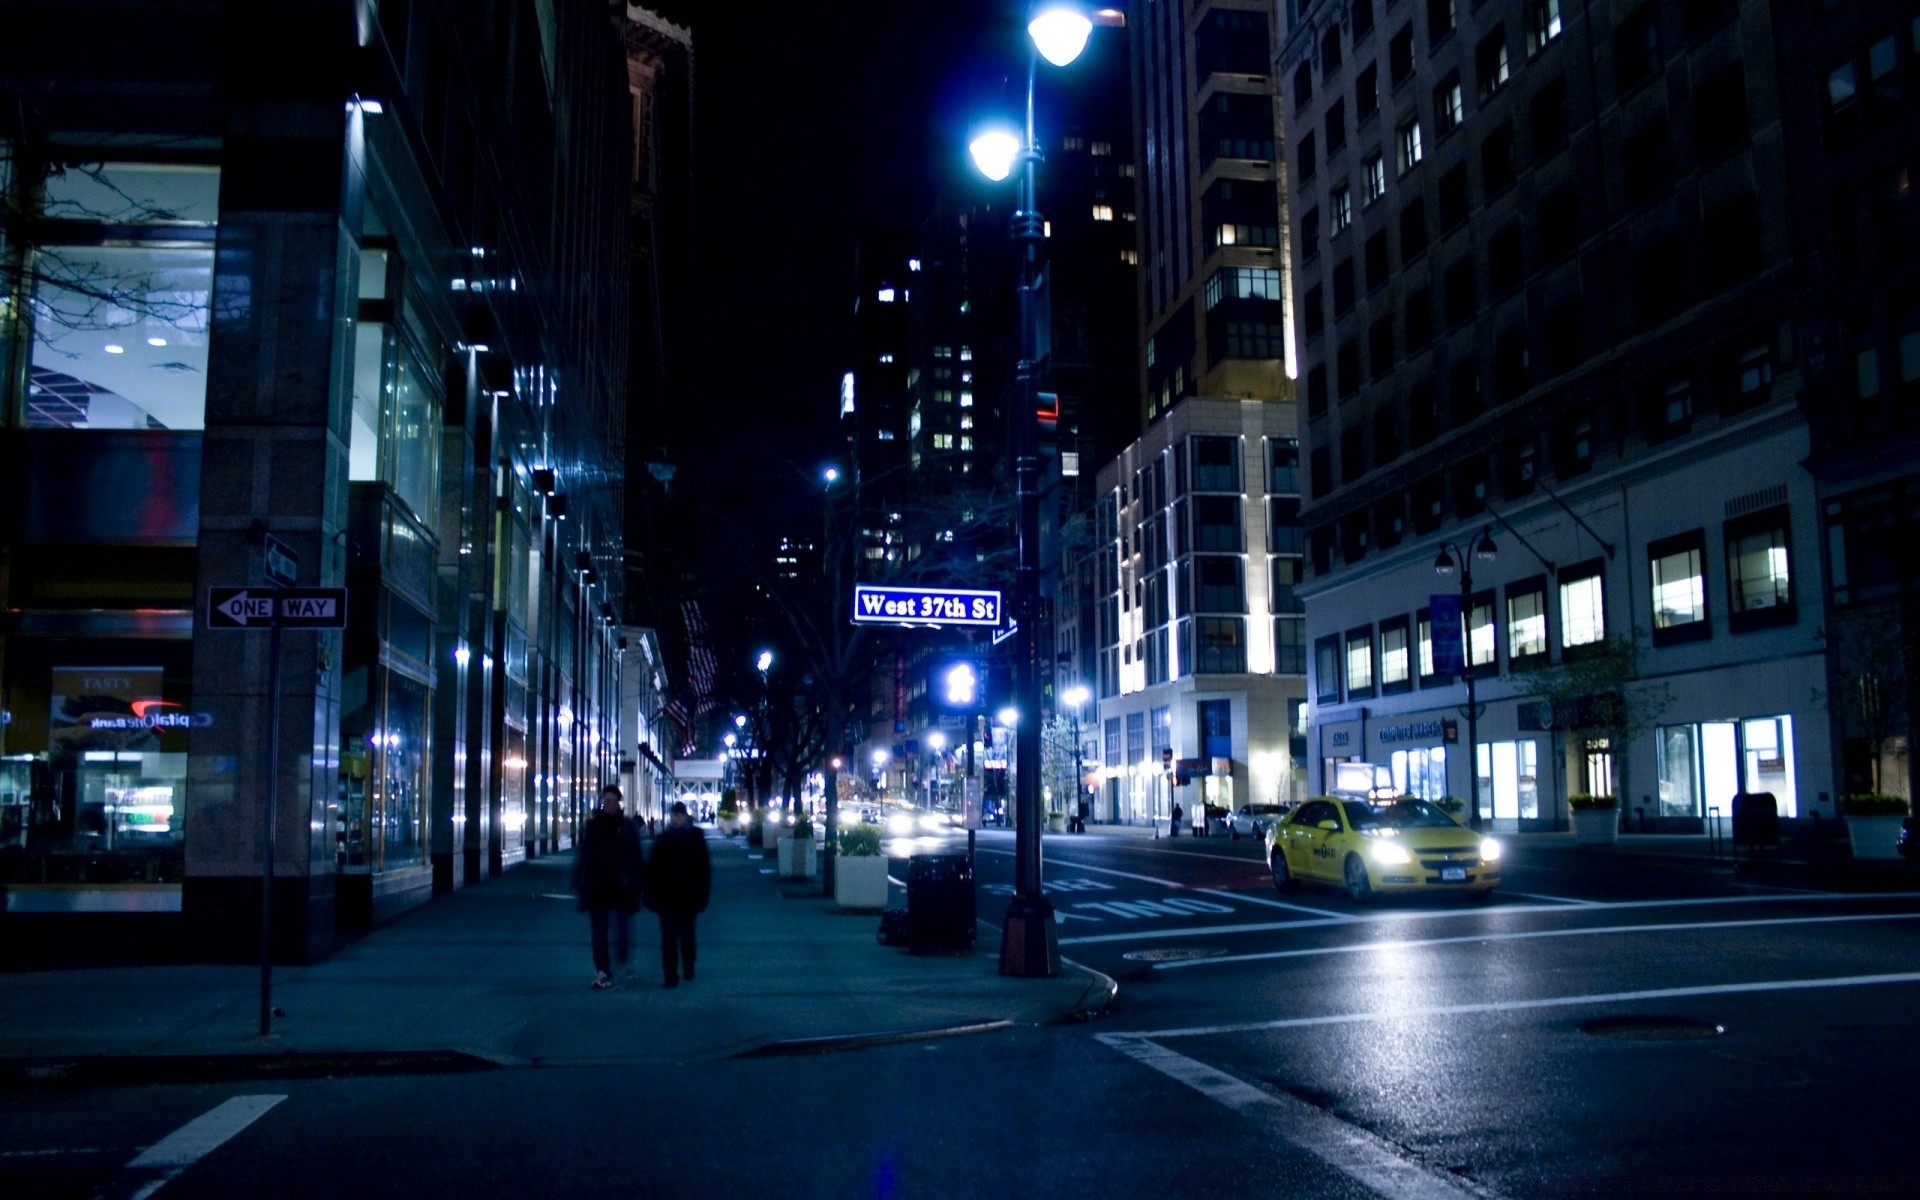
[260,610,281,1037]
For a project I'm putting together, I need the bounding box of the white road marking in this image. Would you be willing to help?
[1191,887,1354,918]
[1127,970,1920,1041]
[981,848,1353,920]
[1153,911,1920,971]
[1060,891,1920,946]
[1097,1035,1492,1200]
[1502,891,1599,906]
[976,847,1189,889]
[116,1094,285,1200]
[1,1147,115,1158]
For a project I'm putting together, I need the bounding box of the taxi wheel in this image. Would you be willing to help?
[1343,854,1373,904]
[1269,849,1296,892]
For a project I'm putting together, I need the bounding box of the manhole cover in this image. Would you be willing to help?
[1121,947,1227,963]
[1579,1015,1725,1040]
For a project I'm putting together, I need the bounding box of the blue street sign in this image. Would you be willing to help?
[851,585,1003,627]
[1430,593,1464,678]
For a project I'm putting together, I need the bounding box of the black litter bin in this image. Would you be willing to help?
[906,853,976,954]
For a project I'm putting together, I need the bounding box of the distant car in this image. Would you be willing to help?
[1264,798,1501,902]
[1227,804,1293,840]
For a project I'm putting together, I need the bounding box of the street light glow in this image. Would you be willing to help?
[997,706,1020,728]
[734,714,748,728]
[872,748,890,766]
[757,650,773,672]
[969,128,1022,182]
[1028,4,1094,66]
[823,466,839,483]
[1062,685,1089,709]
[928,732,946,751]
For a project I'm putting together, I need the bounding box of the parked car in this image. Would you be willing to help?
[1227,803,1293,840]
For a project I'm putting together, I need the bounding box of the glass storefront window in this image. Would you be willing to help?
[27,245,215,430]
[1658,716,1795,819]
[1476,739,1539,819]
[1742,715,1796,816]
[347,321,442,526]
[1657,724,1700,817]
[1389,746,1448,800]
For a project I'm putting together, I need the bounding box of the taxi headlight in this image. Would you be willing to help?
[1370,841,1413,866]
[919,813,947,832]
[886,814,916,837]
[1480,837,1503,863]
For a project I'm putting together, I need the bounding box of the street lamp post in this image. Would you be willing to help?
[1435,531,1498,830]
[969,1,1091,980]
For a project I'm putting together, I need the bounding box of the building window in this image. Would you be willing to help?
[1528,0,1563,55]
[1326,98,1348,155]
[1428,0,1456,43]
[1649,530,1709,645]
[1346,627,1375,697]
[1275,615,1307,675]
[1381,618,1411,690]
[1293,62,1314,111]
[1476,740,1541,819]
[1315,635,1343,702]
[1192,436,1240,491]
[1477,28,1511,99]
[1559,563,1607,650]
[1400,197,1428,260]
[1092,204,1115,221]
[1357,64,1380,121]
[1390,24,1416,85]
[1363,153,1387,204]
[1531,78,1569,155]
[1615,4,1661,91]
[1195,617,1247,675]
[1399,120,1425,172]
[1468,590,1497,670]
[1353,0,1375,41]
[1507,578,1549,663]
[1332,186,1353,233]
[1438,164,1469,231]
[1417,608,1438,681]
[1436,75,1465,135]
[1483,122,1516,193]
[1298,131,1318,182]
[1725,507,1794,631]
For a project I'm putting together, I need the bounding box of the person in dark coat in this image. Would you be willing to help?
[646,800,711,988]
[574,784,646,990]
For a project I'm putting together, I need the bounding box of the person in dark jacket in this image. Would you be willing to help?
[574,784,646,989]
[646,800,711,988]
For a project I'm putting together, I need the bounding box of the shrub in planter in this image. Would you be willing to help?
[838,823,883,857]
[1435,797,1465,815]
[834,823,889,910]
[1568,793,1618,811]
[717,788,738,817]
[1841,794,1909,817]
[793,815,816,840]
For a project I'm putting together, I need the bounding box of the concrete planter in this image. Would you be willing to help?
[777,835,818,878]
[1847,814,1905,860]
[717,815,740,837]
[1572,807,1620,845]
[1046,814,1067,834]
[834,854,890,910]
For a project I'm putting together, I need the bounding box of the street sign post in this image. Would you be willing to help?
[205,580,347,1036]
[851,584,1004,627]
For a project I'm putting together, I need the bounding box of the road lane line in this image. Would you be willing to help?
[975,847,1195,889]
[1191,887,1354,918]
[1153,911,1920,971]
[115,1094,285,1200]
[1096,1035,1494,1200]
[1060,891,1920,945]
[1123,970,1920,1041]
[1503,891,1599,906]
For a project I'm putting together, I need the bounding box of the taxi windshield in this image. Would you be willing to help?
[1343,800,1457,830]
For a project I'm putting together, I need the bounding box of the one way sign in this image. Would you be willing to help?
[207,587,348,630]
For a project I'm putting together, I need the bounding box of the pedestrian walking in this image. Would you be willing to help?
[573,784,646,990]
[646,800,711,989]
[1169,801,1183,837]
[1076,797,1090,833]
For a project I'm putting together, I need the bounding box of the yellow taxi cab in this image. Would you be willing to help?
[1265,797,1501,902]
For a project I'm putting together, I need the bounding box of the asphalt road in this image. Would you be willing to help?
[6,827,1917,1198]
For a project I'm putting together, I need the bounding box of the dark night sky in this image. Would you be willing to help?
[646,1,1034,548]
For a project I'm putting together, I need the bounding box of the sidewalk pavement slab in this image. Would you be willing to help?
[0,833,1114,1080]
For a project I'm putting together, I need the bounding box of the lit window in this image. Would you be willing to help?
[1559,568,1606,648]
[878,353,894,363]
[1332,186,1353,233]
[1121,248,1139,265]
[1650,536,1706,636]
[933,433,954,449]
[1092,141,1112,156]
[1399,121,1424,172]
[1092,204,1115,221]
[1381,621,1411,686]
[959,414,973,430]
[1063,451,1081,476]
[1437,78,1465,134]
[1346,629,1375,694]
[877,287,896,302]
[1528,0,1562,54]
[1363,154,1387,203]
[909,258,921,271]
[960,436,974,450]
[878,429,896,440]
[960,347,973,361]
[1508,583,1547,660]
[1726,511,1793,628]
[959,391,974,407]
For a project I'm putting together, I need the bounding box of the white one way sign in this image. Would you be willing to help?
[207,587,349,630]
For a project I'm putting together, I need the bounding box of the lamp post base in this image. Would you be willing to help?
[998,894,1059,977]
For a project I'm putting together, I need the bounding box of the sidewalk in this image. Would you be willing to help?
[0,832,1114,1078]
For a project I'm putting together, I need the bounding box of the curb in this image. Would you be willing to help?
[1060,956,1120,1021]
[734,1019,1016,1058]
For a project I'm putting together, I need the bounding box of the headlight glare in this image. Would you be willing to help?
[1480,837,1503,862]
[1370,841,1413,866]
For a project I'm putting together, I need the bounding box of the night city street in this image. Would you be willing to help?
[6,0,1920,1196]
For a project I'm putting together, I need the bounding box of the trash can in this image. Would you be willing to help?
[906,853,976,954]
[1732,792,1780,849]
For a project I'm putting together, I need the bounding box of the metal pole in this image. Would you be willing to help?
[259,614,281,1036]
[1002,51,1059,978]
[1463,566,1481,832]
[966,711,977,869]
[1071,709,1083,829]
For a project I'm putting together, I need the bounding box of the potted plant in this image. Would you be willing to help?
[1435,797,1465,817]
[1569,794,1620,845]
[778,814,818,879]
[834,823,889,910]
[1842,794,1909,860]
[716,789,740,837]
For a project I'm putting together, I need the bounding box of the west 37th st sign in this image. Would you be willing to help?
[851,585,1003,627]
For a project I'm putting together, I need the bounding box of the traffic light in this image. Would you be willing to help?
[929,658,985,713]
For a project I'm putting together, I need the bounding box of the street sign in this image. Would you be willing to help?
[207,587,348,630]
[851,584,1003,627]
[275,588,348,628]
[263,534,299,587]
[208,587,277,629]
